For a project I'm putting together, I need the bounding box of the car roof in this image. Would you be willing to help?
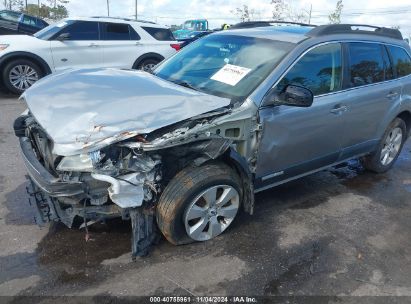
[217,24,407,47]
[66,16,168,28]
[0,9,42,20]
[219,26,314,44]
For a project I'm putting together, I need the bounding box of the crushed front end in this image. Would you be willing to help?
[14,114,162,257]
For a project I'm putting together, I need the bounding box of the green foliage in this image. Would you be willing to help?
[22,1,69,20]
[328,0,343,24]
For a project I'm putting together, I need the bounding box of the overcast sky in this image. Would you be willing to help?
[3,0,411,37]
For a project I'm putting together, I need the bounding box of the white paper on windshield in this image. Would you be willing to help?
[211,64,251,86]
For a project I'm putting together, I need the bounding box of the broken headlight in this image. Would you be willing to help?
[57,151,100,172]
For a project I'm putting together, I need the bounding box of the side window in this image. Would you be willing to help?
[142,27,175,41]
[387,45,411,78]
[277,43,342,96]
[102,22,130,40]
[347,43,386,87]
[22,15,37,26]
[59,21,99,41]
[382,46,394,80]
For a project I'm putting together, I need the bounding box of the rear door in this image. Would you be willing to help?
[99,22,142,69]
[256,43,346,187]
[139,26,177,60]
[338,42,401,159]
[50,20,103,72]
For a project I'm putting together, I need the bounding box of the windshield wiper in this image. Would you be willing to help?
[172,80,200,92]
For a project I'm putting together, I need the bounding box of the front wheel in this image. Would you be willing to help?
[2,59,43,94]
[361,118,407,173]
[156,162,243,245]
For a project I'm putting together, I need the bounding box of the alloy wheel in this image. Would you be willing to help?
[380,127,403,166]
[9,65,39,91]
[184,185,240,241]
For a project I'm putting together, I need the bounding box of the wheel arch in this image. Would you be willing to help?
[132,52,165,69]
[220,147,255,215]
[0,52,52,76]
[397,111,411,138]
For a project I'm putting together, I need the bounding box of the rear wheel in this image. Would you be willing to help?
[2,59,43,94]
[156,162,242,245]
[136,58,161,72]
[361,118,406,173]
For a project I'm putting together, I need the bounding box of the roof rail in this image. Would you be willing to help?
[90,16,156,24]
[307,24,403,40]
[230,20,315,30]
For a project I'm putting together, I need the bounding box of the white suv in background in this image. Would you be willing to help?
[0,17,180,94]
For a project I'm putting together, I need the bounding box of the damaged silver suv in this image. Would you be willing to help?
[15,23,411,257]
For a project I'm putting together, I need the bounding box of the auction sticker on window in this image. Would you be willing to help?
[211,64,251,86]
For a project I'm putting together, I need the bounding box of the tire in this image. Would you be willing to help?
[361,118,407,173]
[2,59,43,95]
[136,58,161,72]
[156,162,243,245]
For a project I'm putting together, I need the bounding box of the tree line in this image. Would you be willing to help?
[232,0,344,25]
[2,0,69,20]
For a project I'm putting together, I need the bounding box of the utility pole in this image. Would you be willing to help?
[25,0,28,11]
[135,0,137,20]
[38,0,40,17]
[308,4,312,25]
[107,0,110,16]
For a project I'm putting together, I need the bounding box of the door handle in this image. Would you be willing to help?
[135,42,142,46]
[330,105,348,115]
[386,92,399,99]
[88,43,99,47]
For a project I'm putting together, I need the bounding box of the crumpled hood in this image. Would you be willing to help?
[22,68,230,156]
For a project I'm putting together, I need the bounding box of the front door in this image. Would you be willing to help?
[50,20,102,72]
[255,43,347,188]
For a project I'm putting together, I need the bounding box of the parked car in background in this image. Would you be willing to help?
[15,23,411,257]
[0,16,179,94]
[0,10,48,35]
[177,31,211,48]
[173,19,209,39]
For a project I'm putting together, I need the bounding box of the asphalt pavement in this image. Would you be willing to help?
[1,90,411,302]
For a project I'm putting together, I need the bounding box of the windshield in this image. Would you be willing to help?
[34,19,74,40]
[154,34,294,102]
[183,21,194,30]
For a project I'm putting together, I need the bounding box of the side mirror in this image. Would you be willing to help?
[262,84,314,108]
[56,33,70,41]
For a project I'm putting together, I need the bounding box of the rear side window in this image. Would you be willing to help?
[387,46,411,78]
[142,26,175,41]
[59,21,99,40]
[22,15,37,26]
[347,43,387,87]
[101,23,141,40]
[277,43,342,96]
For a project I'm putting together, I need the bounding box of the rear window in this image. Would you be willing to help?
[142,26,175,41]
[387,46,411,78]
[0,11,20,22]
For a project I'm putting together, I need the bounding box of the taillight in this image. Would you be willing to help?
[170,43,181,51]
